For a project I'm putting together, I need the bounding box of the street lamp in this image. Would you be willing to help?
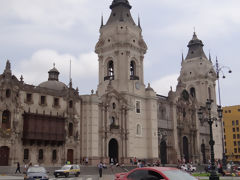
[215,57,232,167]
[198,99,223,180]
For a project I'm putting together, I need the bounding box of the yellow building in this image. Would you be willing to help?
[223,105,240,162]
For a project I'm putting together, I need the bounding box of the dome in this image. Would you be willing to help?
[38,80,67,91]
[38,64,67,91]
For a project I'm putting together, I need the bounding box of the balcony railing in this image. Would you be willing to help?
[130,75,139,80]
[110,124,119,130]
[104,75,114,81]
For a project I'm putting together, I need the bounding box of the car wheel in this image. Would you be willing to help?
[65,172,69,177]
[55,175,58,178]
[75,172,79,177]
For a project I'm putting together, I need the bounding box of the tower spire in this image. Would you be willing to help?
[209,51,212,63]
[69,59,72,88]
[101,14,104,27]
[4,60,12,75]
[182,52,184,63]
[138,15,141,29]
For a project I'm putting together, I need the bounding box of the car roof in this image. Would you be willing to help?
[133,167,178,171]
[63,164,79,167]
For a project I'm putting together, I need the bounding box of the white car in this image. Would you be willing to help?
[181,164,196,172]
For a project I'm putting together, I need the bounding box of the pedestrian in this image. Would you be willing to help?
[133,157,137,165]
[110,158,114,165]
[24,162,27,173]
[130,158,133,165]
[98,161,103,178]
[28,162,32,171]
[15,162,21,174]
[85,157,88,165]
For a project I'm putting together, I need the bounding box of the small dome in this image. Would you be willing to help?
[38,64,67,91]
[48,67,59,74]
[38,80,67,91]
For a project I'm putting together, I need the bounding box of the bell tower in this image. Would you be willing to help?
[178,32,223,160]
[178,32,217,105]
[95,0,147,96]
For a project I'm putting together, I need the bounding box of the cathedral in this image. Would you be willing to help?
[0,0,223,166]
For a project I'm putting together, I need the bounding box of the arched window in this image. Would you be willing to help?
[112,103,116,109]
[130,61,136,76]
[68,123,73,136]
[110,117,115,125]
[130,60,139,80]
[6,89,11,98]
[208,87,211,99]
[52,150,57,161]
[38,149,43,160]
[136,124,141,135]
[69,100,73,108]
[190,87,196,97]
[108,60,114,78]
[182,90,189,101]
[104,60,115,81]
[2,110,11,129]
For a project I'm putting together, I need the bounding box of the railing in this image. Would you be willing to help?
[130,75,139,80]
[104,75,114,81]
[110,124,119,130]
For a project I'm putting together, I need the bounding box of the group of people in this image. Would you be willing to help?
[15,162,32,174]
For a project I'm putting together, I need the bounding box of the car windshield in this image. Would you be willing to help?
[61,165,71,170]
[162,169,197,180]
[28,167,46,173]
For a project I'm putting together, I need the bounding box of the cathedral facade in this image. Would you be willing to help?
[0,0,223,166]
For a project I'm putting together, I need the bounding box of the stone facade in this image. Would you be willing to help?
[0,0,222,166]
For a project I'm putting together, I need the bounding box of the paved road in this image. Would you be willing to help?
[0,175,115,180]
[2,175,240,180]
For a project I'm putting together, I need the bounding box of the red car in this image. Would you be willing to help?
[115,167,199,180]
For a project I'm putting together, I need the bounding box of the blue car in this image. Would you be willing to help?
[24,165,49,180]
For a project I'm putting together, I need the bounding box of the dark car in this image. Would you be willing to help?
[115,167,199,180]
[24,165,49,180]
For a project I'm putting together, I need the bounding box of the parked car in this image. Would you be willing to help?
[24,165,49,180]
[181,164,197,172]
[54,164,80,178]
[115,167,199,180]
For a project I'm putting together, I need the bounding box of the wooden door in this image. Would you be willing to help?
[0,146,9,166]
[67,149,73,164]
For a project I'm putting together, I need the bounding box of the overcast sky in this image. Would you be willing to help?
[0,0,239,106]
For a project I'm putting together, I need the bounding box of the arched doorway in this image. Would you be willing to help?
[67,149,73,164]
[0,146,9,166]
[183,136,189,163]
[160,141,167,165]
[109,138,118,164]
[201,144,206,164]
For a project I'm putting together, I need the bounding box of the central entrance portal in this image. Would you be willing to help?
[183,136,189,163]
[108,138,118,164]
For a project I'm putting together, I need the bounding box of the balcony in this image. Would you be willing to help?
[104,75,114,81]
[130,75,139,80]
[110,124,119,130]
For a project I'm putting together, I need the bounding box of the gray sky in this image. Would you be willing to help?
[0,0,239,106]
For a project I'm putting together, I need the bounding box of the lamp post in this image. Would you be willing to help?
[215,57,232,167]
[198,99,222,180]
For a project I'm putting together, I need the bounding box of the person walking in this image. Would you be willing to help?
[15,162,21,174]
[98,161,103,178]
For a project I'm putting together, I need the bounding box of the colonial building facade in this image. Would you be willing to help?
[0,0,222,166]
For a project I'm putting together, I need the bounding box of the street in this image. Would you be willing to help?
[0,175,114,180]
[2,175,240,180]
